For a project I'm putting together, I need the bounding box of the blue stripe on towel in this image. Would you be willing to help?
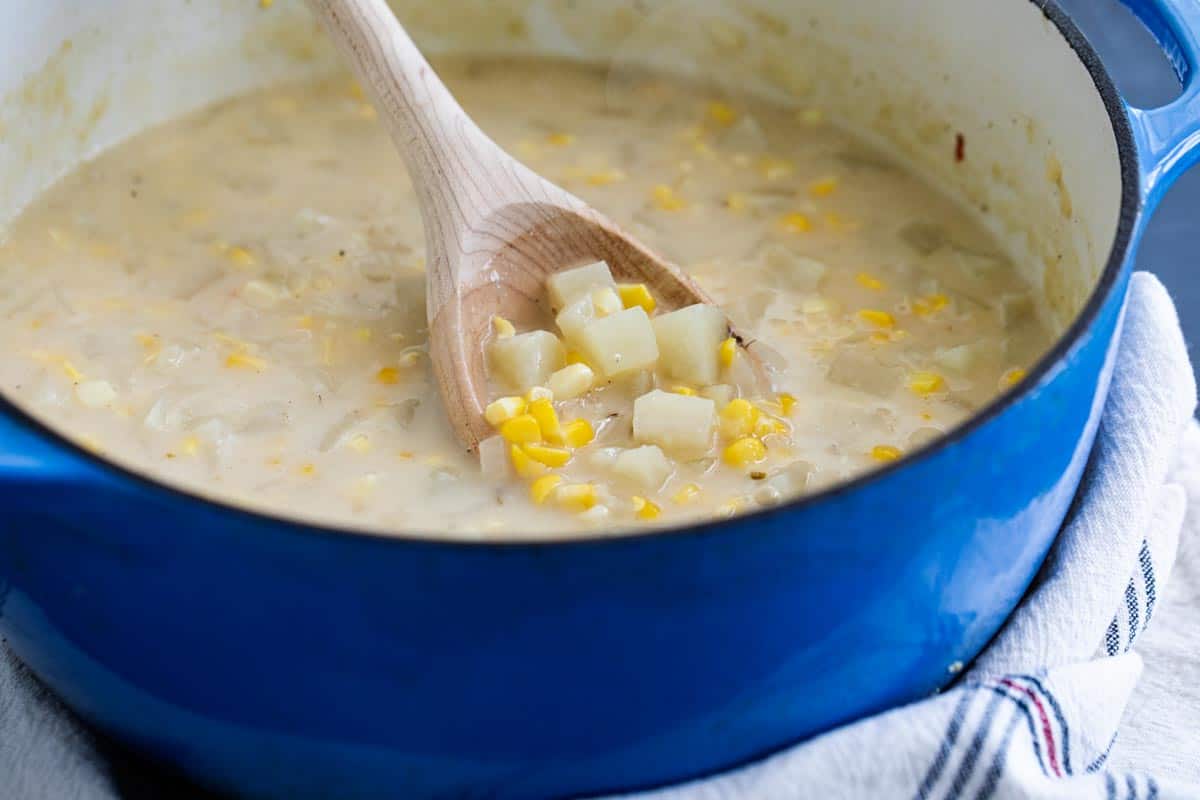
[945,689,1006,798]
[972,704,1022,800]
[1020,674,1073,775]
[1125,581,1140,651]
[914,689,976,800]
[1106,616,1121,657]
[1139,540,1156,629]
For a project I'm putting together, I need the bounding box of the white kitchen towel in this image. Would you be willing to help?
[1,271,1197,800]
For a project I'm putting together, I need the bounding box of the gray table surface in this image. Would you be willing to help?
[15,4,1200,799]
[1058,0,1200,387]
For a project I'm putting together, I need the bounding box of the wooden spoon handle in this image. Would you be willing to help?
[305,0,502,231]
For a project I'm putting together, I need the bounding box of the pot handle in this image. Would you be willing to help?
[1119,0,1200,211]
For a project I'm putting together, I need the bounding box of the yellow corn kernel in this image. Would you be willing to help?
[565,349,587,366]
[530,474,564,505]
[723,436,767,467]
[856,272,886,291]
[823,212,861,233]
[669,385,697,397]
[485,396,527,427]
[758,156,795,180]
[354,327,372,342]
[347,434,372,454]
[61,360,84,382]
[546,132,575,146]
[652,184,687,211]
[299,463,317,476]
[555,483,597,512]
[914,293,950,317]
[528,398,563,444]
[857,309,896,329]
[617,283,657,314]
[225,351,267,371]
[718,337,738,368]
[136,333,161,364]
[492,316,516,338]
[725,192,747,212]
[259,0,273,8]
[180,209,211,227]
[868,331,892,346]
[799,107,825,125]
[499,414,543,445]
[778,393,796,416]
[397,450,415,460]
[908,371,945,396]
[672,483,701,505]
[548,364,594,400]
[295,315,316,330]
[707,101,738,126]
[1000,367,1027,388]
[561,418,594,449]
[523,443,572,468]
[871,445,903,463]
[632,496,661,520]
[585,169,626,186]
[779,212,812,233]
[808,176,839,197]
[719,398,761,440]
[509,443,548,479]
[225,246,256,269]
[376,366,401,384]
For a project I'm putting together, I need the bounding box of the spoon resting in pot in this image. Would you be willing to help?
[306,0,770,451]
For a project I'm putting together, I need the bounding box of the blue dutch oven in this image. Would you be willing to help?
[1,0,1199,797]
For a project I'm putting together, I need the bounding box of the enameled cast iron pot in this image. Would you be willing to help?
[1,0,1198,797]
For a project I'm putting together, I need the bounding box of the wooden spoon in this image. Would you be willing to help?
[306,0,769,451]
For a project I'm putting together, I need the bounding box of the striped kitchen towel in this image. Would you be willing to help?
[618,273,1199,800]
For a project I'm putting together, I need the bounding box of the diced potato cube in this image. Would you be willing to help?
[242,279,287,309]
[477,435,513,478]
[489,330,565,391]
[632,389,716,459]
[933,340,1004,374]
[612,445,673,490]
[827,348,902,398]
[591,286,623,317]
[555,287,622,344]
[546,261,615,309]
[934,344,973,374]
[652,304,727,386]
[547,363,595,400]
[761,245,828,292]
[700,384,735,407]
[576,307,659,378]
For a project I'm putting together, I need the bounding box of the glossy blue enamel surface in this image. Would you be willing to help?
[1,1,1199,798]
